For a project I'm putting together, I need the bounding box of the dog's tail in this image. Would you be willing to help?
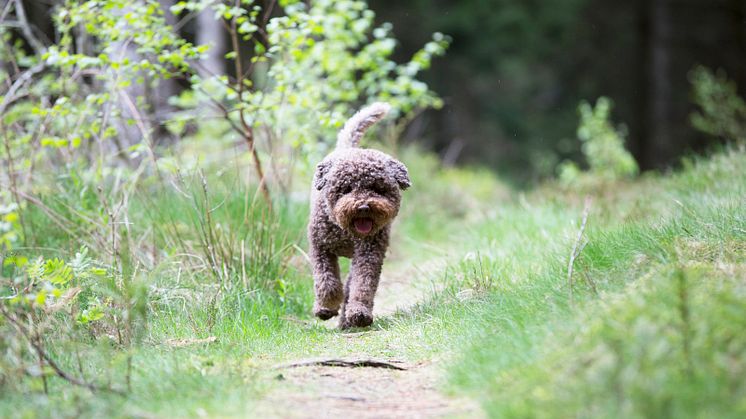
[336,102,391,149]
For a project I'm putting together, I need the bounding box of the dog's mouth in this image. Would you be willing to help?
[332,196,398,237]
[353,217,374,234]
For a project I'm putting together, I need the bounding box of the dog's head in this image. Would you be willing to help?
[314,149,411,238]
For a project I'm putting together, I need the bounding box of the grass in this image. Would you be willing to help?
[1,144,744,418]
[444,148,746,418]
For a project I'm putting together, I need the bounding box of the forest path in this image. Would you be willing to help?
[253,251,482,418]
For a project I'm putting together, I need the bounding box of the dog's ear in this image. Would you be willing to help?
[388,159,411,190]
[313,160,332,190]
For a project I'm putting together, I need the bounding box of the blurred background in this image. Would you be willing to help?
[8,0,746,184]
[371,0,746,179]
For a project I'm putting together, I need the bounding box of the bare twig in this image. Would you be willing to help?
[275,358,407,370]
[0,62,45,115]
[567,196,592,306]
[16,191,93,247]
[0,305,125,395]
[11,0,45,55]
[0,1,14,21]
[224,0,271,206]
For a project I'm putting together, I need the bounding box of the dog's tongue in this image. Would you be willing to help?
[353,218,374,234]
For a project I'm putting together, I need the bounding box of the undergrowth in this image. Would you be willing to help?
[1,144,743,418]
[443,147,745,418]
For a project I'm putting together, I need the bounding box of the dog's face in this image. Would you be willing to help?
[314,150,411,238]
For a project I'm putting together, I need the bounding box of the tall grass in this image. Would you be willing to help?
[0,156,313,417]
[444,148,746,418]
[2,140,743,418]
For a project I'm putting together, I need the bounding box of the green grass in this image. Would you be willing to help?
[1,146,744,418]
[443,148,746,418]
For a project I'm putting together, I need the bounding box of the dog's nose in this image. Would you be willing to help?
[358,203,370,211]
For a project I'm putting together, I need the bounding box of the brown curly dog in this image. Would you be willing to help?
[308,103,411,329]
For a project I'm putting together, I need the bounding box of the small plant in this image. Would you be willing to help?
[558,97,638,186]
[689,66,746,142]
[0,247,147,393]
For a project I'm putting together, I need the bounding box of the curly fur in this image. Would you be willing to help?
[308,103,410,328]
[336,102,391,149]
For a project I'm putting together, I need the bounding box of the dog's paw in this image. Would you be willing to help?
[313,298,339,320]
[313,306,338,320]
[340,303,373,329]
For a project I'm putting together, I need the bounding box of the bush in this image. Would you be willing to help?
[558,97,638,186]
[689,66,746,143]
[1,247,147,393]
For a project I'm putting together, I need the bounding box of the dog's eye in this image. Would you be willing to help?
[340,186,352,195]
[373,185,387,195]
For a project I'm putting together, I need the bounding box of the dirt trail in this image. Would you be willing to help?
[256,360,476,418]
[254,258,482,418]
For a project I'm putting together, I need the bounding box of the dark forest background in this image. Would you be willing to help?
[18,0,746,181]
[368,0,746,179]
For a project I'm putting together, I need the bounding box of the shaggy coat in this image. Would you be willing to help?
[308,103,410,328]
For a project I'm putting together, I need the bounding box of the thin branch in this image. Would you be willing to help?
[580,270,598,296]
[117,89,152,143]
[275,358,407,370]
[567,196,592,306]
[229,0,244,88]
[249,0,276,53]
[172,8,200,32]
[195,85,246,134]
[261,0,277,29]
[0,62,45,114]
[225,0,271,206]
[0,0,14,21]
[0,20,24,29]
[0,305,125,395]
[15,190,99,251]
[11,0,45,55]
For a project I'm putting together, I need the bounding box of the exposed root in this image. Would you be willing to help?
[275,358,407,371]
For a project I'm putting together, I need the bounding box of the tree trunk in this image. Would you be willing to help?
[196,6,226,77]
[634,0,649,166]
[647,0,674,168]
[151,0,180,145]
[110,34,149,150]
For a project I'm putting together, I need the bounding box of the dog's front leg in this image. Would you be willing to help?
[341,242,385,328]
[311,249,344,320]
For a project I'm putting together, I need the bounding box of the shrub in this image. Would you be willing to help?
[1,247,147,393]
[1,0,449,206]
[558,97,638,186]
[689,66,746,143]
